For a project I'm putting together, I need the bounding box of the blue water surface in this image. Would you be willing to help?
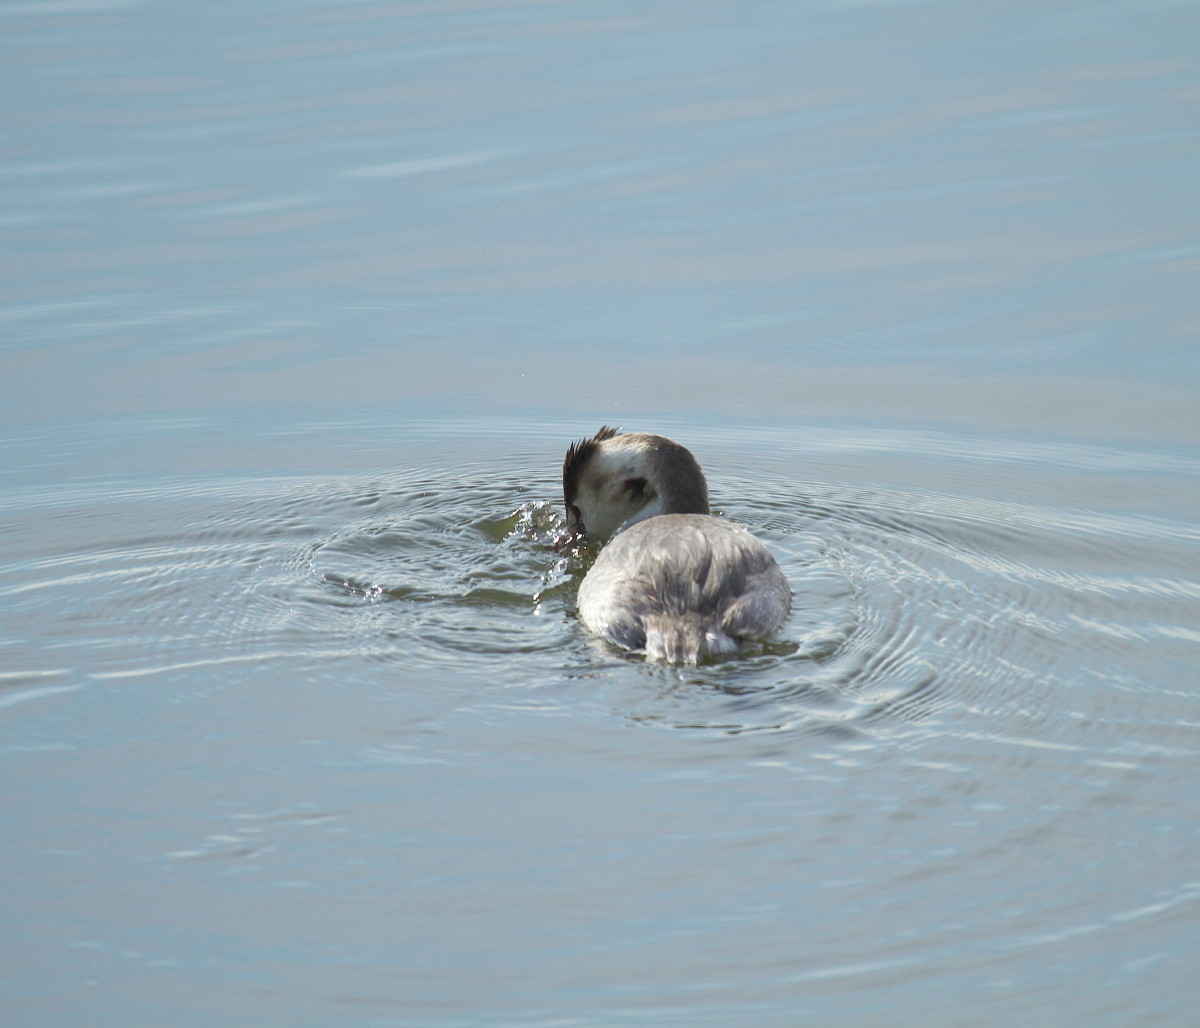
[2,1,1199,1025]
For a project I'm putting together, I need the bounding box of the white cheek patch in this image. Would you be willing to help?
[572,438,664,541]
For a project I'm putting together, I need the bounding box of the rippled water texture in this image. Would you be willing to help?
[3,0,1200,1024]
[5,417,1200,1025]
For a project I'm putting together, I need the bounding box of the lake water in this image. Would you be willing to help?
[3,1,1199,1025]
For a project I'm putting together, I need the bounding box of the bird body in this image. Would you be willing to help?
[563,428,790,664]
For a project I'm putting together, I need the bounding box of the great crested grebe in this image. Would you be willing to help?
[563,427,790,664]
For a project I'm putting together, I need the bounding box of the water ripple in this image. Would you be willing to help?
[4,426,1197,772]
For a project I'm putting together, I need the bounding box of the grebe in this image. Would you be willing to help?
[563,427,790,664]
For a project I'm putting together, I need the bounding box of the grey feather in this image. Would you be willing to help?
[564,429,791,664]
[578,514,791,664]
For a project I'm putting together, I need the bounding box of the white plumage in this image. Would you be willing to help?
[563,428,790,664]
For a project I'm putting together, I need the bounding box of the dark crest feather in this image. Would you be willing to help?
[563,426,621,505]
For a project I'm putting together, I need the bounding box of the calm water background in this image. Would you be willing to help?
[3,0,1200,1025]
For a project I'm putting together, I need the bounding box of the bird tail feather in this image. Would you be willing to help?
[643,615,738,665]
